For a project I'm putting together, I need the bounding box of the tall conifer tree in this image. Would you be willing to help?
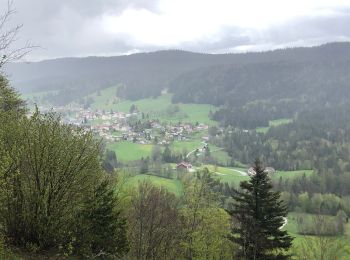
[230,160,293,259]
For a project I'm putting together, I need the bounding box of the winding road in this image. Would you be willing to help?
[280,217,288,230]
[186,141,208,158]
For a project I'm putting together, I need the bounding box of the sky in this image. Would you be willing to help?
[1,0,350,60]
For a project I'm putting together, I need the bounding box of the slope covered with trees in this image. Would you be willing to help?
[6,42,350,106]
[0,75,129,257]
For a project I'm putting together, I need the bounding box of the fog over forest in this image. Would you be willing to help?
[1,0,350,259]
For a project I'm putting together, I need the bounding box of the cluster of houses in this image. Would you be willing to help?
[39,105,210,146]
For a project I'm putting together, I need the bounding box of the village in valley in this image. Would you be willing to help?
[40,104,211,145]
[26,88,268,190]
[36,101,219,172]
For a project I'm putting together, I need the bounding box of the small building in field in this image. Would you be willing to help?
[176,162,193,172]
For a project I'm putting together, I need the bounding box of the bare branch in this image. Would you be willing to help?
[0,0,37,68]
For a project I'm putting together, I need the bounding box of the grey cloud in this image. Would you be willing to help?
[0,0,161,59]
[258,11,350,47]
[1,0,350,59]
[198,11,350,53]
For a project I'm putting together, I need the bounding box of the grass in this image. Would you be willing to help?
[200,165,314,186]
[171,140,204,153]
[271,169,313,181]
[107,141,154,161]
[256,118,293,133]
[88,86,218,125]
[106,139,231,163]
[284,212,350,241]
[210,145,232,165]
[123,174,183,197]
[283,212,350,259]
[197,165,249,185]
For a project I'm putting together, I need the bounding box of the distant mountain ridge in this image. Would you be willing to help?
[4,42,350,105]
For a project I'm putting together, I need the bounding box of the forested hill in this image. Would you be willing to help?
[5,42,350,104]
[171,60,350,106]
[170,43,350,127]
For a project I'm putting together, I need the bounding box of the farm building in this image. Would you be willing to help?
[176,162,193,172]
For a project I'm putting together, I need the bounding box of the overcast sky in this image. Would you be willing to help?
[2,0,350,60]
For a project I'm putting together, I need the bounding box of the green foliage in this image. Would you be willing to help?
[102,149,118,172]
[127,180,182,260]
[0,77,130,257]
[181,169,233,259]
[0,111,103,250]
[107,141,153,162]
[293,214,350,260]
[75,179,129,257]
[296,211,347,236]
[0,75,26,114]
[122,174,183,197]
[230,160,293,259]
[162,145,172,163]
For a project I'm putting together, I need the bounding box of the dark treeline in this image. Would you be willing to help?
[171,60,350,127]
[6,42,350,105]
[211,105,350,175]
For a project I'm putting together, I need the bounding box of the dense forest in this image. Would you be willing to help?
[6,42,350,105]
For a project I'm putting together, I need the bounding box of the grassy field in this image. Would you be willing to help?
[107,141,154,161]
[284,212,350,255]
[273,169,313,180]
[280,212,350,259]
[198,165,249,185]
[88,86,218,125]
[199,165,314,186]
[256,118,293,133]
[171,140,204,153]
[170,140,231,165]
[210,145,232,165]
[122,174,183,197]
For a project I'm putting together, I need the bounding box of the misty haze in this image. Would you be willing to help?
[0,0,350,259]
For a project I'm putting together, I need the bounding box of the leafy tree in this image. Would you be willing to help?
[128,181,182,260]
[229,160,293,259]
[295,214,349,260]
[75,179,129,258]
[0,111,105,251]
[181,169,233,259]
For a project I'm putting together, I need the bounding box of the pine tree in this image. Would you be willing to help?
[230,160,293,259]
[162,145,172,163]
[0,75,26,114]
[77,180,129,257]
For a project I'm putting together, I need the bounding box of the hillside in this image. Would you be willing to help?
[5,42,350,106]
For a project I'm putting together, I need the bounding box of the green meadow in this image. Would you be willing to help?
[201,165,314,186]
[107,141,154,161]
[284,212,350,258]
[88,86,218,125]
[256,118,293,133]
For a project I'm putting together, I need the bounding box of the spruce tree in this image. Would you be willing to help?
[77,180,129,257]
[230,160,293,259]
[0,75,26,114]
